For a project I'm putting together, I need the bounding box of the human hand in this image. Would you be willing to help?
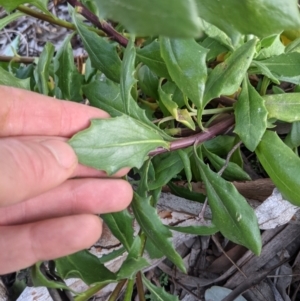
[0,86,133,274]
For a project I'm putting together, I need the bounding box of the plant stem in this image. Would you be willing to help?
[75,283,108,301]
[123,279,134,301]
[260,76,270,96]
[17,5,104,36]
[0,55,36,63]
[154,107,233,126]
[66,0,128,47]
[139,231,147,257]
[149,115,235,156]
[107,279,127,301]
[17,5,76,31]
[136,272,146,301]
[202,107,233,115]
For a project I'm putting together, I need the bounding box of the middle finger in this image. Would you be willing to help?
[0,178,133,226]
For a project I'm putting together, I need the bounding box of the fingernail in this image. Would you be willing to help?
[42,140,77,169]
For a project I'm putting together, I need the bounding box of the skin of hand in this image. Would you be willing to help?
[0,86,133,275]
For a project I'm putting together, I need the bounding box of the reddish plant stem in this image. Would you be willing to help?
[149,115,235,156]
[66,0,128,47]
[136,272,146,301]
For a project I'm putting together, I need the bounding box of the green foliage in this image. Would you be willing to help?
[0,0,50,14]
[160,37,208,109]
[101,209,134,251]
[95,0,202,37]
[54,34,83,101]
[34,42,54,95]
[194,152,261,255]
[0,66,31,90]
[143,274,179,301]
[0,11,24,31]
[234,76,268,151]
[203,39,257,106]
[196,0,300,40]
[264,93,300,122]
[68,115,170,175]
[73,14,122,83]
[137,40,171,79]
[3,0,300,298]
[132,193,186,272]
[256,131,300,206]
[202,145,251,181]
[255,52,300,84]
[55,250,116,285]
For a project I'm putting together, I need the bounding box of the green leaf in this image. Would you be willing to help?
[272,86,285,95]
[136,65,159,99]
[158,82,195,130]
[168,182,206,203]
[83,79,172,140]
[98,247,126,264]
[249,60,280,84]
[285,121,300,149]
[54,34,82,102]
[116,237,149,280]
[285,37,300,53]
[132,193,186,272]
[145,239,165,259]
[0,11,24,31]
[34,42,54,95]
[136,159,155,197]
[149,151,186,190]
[55,250,116,285]
[68,115,169,175]
[201,20,234,50]
[84,57,97,83]
[168,223,218,235]
[230,135,243,168]
[256,34,285,60]
[255,52,300,84]
[0,66,30,90]
[1,0,51,15]
[195,153,261,255]
[178,149,192,187]
[200,37,229,62]
[137,40,170,79]
[121,36,137,114]
[31,262,72,292]
[142,274,179,301]
[83,79,123,114]
[256,130,300,206]
[195,0,300,39]
[202,39,257,109]
[263,93,300,122]
[101,209,134,251]
[95,0,202,38]
[234,77,268,151]
[160,37,208,109]
[202,146,251,181]
[204,135,235,157]
[161,81,185,108]
[73,14,121,83]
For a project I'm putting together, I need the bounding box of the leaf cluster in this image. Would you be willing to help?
[2,0,300,299]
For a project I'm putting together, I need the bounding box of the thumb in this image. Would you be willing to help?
[0,138,78,206]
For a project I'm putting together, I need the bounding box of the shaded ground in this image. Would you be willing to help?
[0,1,85,57]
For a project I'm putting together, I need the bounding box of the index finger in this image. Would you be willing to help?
[0,86,109,137]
